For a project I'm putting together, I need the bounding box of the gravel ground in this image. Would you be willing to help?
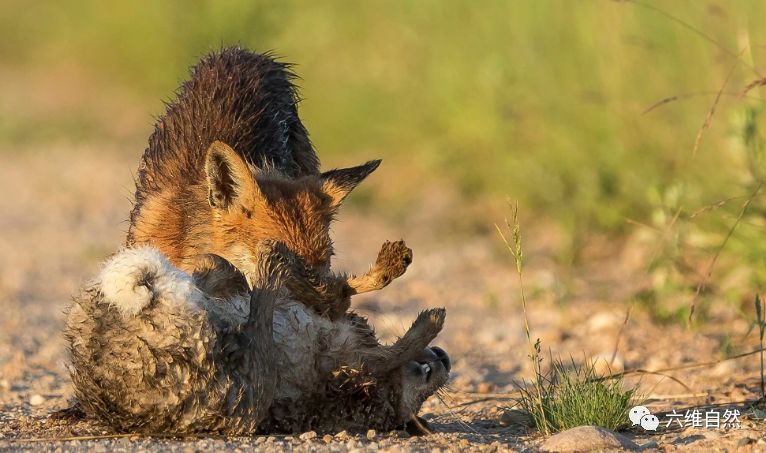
[1,148,766,451]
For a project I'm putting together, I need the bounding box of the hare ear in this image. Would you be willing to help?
[320,160,381,207]
[205,141,259,209]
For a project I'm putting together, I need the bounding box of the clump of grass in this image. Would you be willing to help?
[497,203,638,434]
[517,356,638,433]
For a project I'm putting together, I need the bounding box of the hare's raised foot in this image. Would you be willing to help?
[346,240,413,295]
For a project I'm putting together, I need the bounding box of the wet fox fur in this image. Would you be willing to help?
[65,242,450,434]
[127,48,411,319]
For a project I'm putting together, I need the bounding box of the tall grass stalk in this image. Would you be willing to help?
[755,294,765,398]
[495,203,532,349]
[495,203,548,434]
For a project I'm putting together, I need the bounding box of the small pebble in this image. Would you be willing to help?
[591,353,624,376]
[299,431,317,441]
[738,437,755,447]
[477,382,496,394]
[29,394,45,406]
[322,434,333,443]
[366,429,376,440]
[499,409,530,427]
[335,430,350,440]
[711,360,736,377]
[641,440,658,450]
[587,311,620,332]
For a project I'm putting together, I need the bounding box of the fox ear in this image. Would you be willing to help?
[320,159,381,207]
[205,141,258,209]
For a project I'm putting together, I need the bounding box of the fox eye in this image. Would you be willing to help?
[241,207,253,219]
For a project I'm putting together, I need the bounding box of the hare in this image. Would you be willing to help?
[65,241,449,434]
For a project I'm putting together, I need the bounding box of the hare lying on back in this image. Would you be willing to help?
[65,241,450,434]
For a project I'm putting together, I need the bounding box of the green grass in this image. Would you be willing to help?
[497,202,638,434]
[638,103,766,324]
[753,294,765,398]
[517,355,639,434]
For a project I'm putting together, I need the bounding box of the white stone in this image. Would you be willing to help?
[540,425,639,452]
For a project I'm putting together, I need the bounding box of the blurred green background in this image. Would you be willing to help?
[2,0,766,317]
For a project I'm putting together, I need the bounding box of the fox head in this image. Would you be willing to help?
[204,141,378,275]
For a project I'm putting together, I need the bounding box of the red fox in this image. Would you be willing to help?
[126,48,412,317]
